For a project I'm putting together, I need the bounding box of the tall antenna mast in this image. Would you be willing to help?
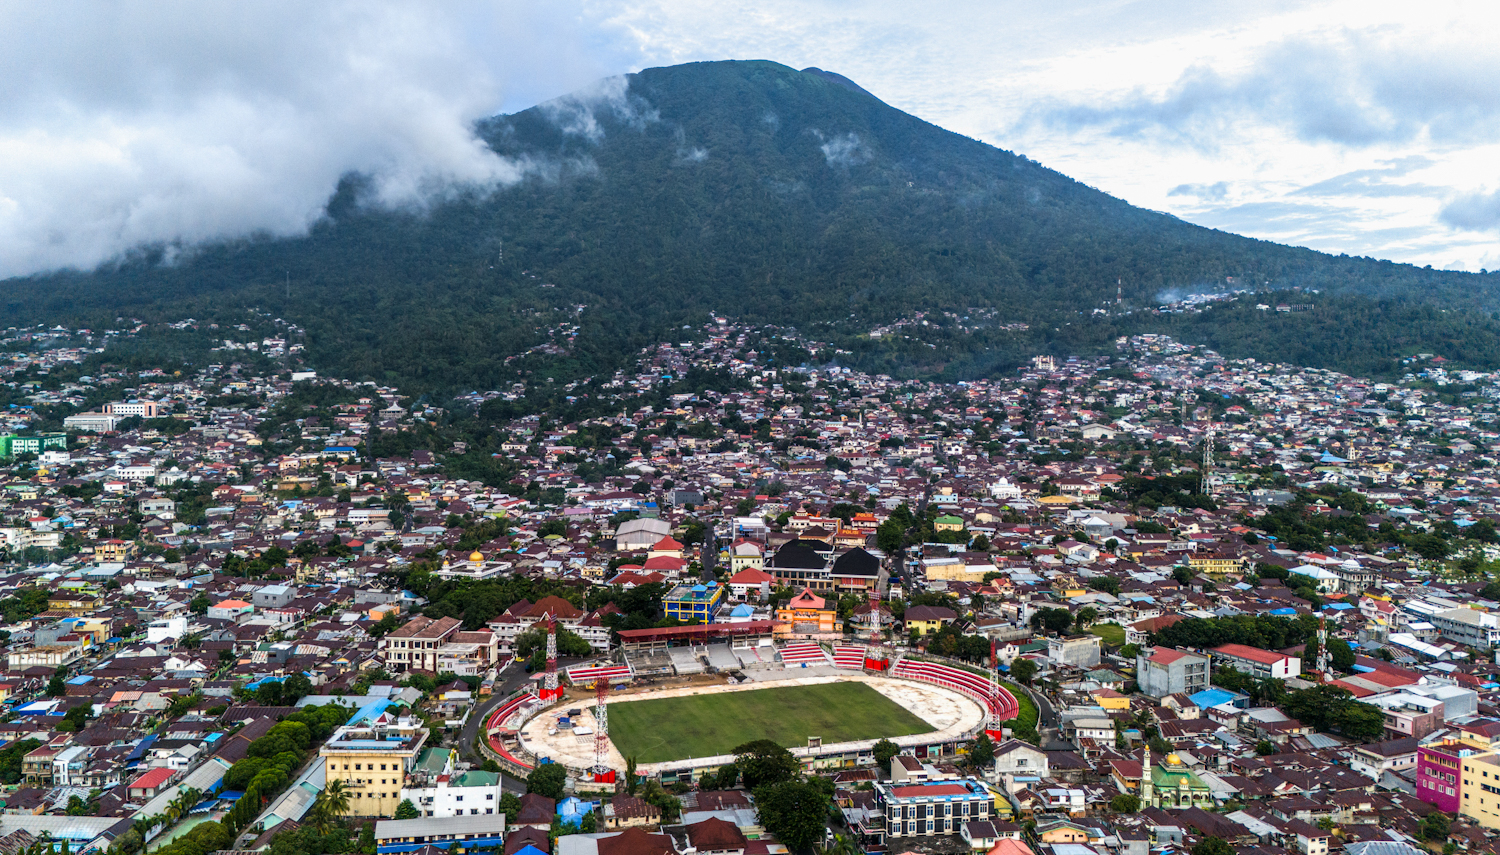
[542,618,560,701]
[594,678,611,781]
[1317,613,1330,676]
[1202,429,1215,497]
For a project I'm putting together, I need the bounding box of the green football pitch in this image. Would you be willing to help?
[606,680,936,764]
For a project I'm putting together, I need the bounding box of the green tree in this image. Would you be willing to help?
[394,799,421,820]
[189,594,211,615]
[1108,794,1140,813]
[754,780,829,852]
[967,734,995,771]
[307,779,351,832]
[500,792,523,819]
[1420,812,1451,841]
[368,612,402,638]
[872,739,900,772]
[624,756,640,796]
[1192,838,1234,855]
[1255,740,1276,756]
[527,762,568,800]
[1073,606,1098,631]
[733,740,802,790]
[1010,658,1038,685]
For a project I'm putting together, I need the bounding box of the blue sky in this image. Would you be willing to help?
[3,1,1498,278]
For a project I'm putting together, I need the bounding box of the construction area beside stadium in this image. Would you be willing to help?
[482,621,1019,783]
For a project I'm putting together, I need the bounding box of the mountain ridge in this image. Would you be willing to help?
[2,59,1497,389]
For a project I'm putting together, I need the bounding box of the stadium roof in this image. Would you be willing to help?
[616,620,781,643]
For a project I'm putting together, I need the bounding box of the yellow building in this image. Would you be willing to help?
[320,709,429,818]
[93,539,137,563]
[1462,751,1500,828]
[1051,576,1086,598]
[47,592,99,616]
[933,515,965,533]
[903,605,956,636]
[1092,688,1130,711]
[924,563,993,583]
[1187,553,1246,575]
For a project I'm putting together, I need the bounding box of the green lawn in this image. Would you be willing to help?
[608,682,935,763]
[996,678,1039,738]
[1089,623,1126,647]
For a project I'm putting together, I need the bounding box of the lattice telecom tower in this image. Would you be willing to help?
[1201,429,1216,497]
[541,618,560,701]
[865,591,889,671]
[1317,614,1330,677]
[594,678,611,776]
[986,669,1003,735]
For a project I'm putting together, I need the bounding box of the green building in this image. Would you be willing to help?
[0,434,67,459]
[1144,752,1213,809]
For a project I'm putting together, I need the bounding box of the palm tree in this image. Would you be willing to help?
[309,779,352,833]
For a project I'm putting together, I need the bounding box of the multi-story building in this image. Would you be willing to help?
[1136,648,1210,700]
[384,616,463,673]
[321,707,429,818]
[875,778,993,839]
[1046,636,1102,670]
[487,596,612,655]
[1462,751,1500,828]
[1419,740,1471,812]
[62,412,121,433]
[766,541,832,592]
[774,589,837,636]
[1366,692,1445,740]
[103,400,164,418]
[1432,608,1500,650]
[663,582,727,624]
[1210,644,1300,680]
[400,770,505,817]
[0,434,66,459]
[1417,721,1500,814]
[904,606,957,637]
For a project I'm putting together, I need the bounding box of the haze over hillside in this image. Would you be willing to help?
[4,60,1498,389]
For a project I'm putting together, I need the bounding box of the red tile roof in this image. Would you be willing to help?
[1211,643,1289,666]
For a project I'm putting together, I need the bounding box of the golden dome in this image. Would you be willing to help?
[469,551,484,563]
[1166,753,1183,766]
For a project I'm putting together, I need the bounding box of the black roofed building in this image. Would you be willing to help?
[767,541,831,592]
[831,547,881,593]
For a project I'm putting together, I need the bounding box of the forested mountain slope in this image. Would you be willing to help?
[2,60,1495,389]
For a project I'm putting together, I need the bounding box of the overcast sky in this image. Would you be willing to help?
[3,0,1499,280]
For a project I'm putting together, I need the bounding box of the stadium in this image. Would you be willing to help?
[482,621,1021,782]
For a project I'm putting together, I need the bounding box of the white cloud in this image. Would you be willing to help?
[0,1,620,279]
[8,0,1500,277]
[814,131,870,168]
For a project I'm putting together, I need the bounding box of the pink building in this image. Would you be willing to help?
[1417,741,1465,812]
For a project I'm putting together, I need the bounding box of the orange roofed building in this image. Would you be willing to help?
[775,589,838,637]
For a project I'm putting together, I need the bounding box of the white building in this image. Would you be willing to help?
[400,770,506,817]
[146,617,190,644]
[62,412,120,433]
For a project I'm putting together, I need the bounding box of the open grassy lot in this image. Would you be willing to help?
[1089,623,1126,647]
[608,681,935,764]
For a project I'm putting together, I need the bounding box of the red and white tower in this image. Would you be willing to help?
[541,619,561,701]
[593,678,615,783]
[864,592,889,671]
